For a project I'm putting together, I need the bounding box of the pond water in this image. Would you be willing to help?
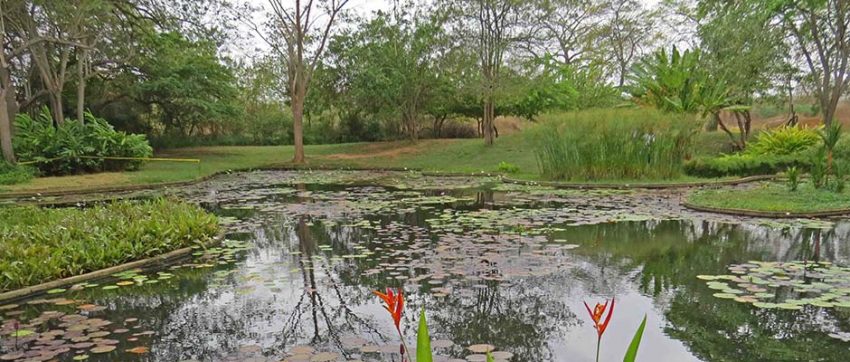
[3,170,850,362]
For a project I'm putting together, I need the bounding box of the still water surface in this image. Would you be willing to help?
[2,171,850,362]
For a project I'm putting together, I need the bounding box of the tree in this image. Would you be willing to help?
[443,0,530,146]
[777,0,850,126]
[525,0,607,66]
[0,0,17,163]
[134,32,241,136]
[599,0,658,88]
[697,0,786,144]
[262,0,350,164]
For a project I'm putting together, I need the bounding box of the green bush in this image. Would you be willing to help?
[0,198,218,291]
[0,161,35,185]
[497,161,520,174]
[745,126,820,156]
[684,153,812,177]
[14,108,153,175]
[530,108,699,180]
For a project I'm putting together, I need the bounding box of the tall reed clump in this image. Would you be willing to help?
[0,198,218,292]
[530,108,699,180]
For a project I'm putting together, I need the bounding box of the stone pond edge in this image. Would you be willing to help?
[681,201,850,219]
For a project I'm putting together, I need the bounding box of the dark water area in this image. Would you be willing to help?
[2,171,850,362]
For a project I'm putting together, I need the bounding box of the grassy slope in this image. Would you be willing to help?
[688,182,850,213]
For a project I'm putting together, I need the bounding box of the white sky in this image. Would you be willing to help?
[232,0,666,59]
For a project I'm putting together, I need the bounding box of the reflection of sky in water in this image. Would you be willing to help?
[5,171,850,362]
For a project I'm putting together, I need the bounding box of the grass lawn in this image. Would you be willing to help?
[687,182,850,213]
[0,129,737,195]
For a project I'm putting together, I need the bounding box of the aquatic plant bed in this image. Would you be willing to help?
[3,170,850,361]
[687,182,850,214]
[0,198,219,292]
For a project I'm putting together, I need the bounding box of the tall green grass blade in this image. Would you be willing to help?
[486,352,495,362]
[623,314,648,362]
[417,308,433,362]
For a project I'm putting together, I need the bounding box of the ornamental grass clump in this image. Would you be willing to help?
[531,109,698,181]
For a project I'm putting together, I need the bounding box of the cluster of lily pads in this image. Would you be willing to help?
[0,300,153,361]
[699,261,850,310]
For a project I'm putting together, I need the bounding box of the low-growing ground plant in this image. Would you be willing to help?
[745,126,820,156]
[531,109,699,180]
[0,198,218,291]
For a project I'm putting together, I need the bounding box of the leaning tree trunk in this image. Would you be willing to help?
[48,92,64,126]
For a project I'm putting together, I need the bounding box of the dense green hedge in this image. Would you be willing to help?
[684,154,812,177]
[0,198,218,292]
[0,161,35,185]
[14,108,153,175]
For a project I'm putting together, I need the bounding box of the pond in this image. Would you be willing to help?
[2,170,850,362]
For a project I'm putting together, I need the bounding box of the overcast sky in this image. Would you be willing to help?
[232,0,666,59]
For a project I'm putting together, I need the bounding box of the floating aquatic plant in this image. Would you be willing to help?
[699,261,850,309]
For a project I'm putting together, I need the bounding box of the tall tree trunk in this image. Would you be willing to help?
[76,49,86,124]
[291,88,306,164]
[0,64,16,163]
[0,88,13,164]
[483,97,495,146]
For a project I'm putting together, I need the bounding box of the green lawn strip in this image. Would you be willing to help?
[687,182,850,213]
[0,198,219,292]
[0,130,738,195]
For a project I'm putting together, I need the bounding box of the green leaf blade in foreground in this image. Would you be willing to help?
[623,314,648,362]
[417,308,433,362]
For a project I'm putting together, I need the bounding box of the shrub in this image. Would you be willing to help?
[0,162,35,185]
[530,109,699,180]
[785,166,799,191]
[745,126,820,156]
[0,198,218,291]
[14,109,153,175]
[497,161,520,174]
[684,153,812,177]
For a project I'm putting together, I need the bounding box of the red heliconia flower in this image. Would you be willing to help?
[374,287,404,331]
[583,297,614,338]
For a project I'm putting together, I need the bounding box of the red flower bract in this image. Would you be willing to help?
[583,297,614,337]
[374,287,404,330]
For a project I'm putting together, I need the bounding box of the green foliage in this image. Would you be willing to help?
[497,161,520,174]
[135,32,242,136]
[628,47,705,113]
[531,109,699,180]
[811,151,826,188]
[785,166,800,191]
[745,126,820,156]
[684,153,812,178]
[623,315,647,362]
[14,109,153,175]
[417,308,433,362]
[827,161,846,193]
[818,124,842,154]
[0,198,218,291]
[0,162,35,185]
